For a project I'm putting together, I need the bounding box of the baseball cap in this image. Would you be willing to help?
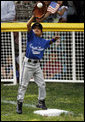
[32,22,43,32]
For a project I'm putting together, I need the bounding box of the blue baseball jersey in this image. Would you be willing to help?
[26,30,50,59]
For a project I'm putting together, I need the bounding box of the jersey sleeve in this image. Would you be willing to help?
[45,39,51,49]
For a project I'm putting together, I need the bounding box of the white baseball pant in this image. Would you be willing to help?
[17,57,46,102]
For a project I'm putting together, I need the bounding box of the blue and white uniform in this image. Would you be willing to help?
[26,30,50,59]
[17,30,51,102]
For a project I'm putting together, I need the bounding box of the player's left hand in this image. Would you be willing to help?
[53,35,60,41]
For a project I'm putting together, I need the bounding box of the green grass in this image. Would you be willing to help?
[1,82,84,121]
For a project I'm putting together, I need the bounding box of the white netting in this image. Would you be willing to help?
[1,32,16,84]
[20,31,84,82]
[1,31,84,83]
[1,32,13,80]
[75,32,84,80]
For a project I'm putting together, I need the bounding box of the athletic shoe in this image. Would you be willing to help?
[16,101,23,114]
[36,100,47,110]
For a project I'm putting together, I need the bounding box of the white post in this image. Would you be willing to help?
[11,32,17,85]
[72,32,76,81]
[19,32,22,84]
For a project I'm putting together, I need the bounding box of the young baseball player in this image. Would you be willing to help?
[16,15,60,114]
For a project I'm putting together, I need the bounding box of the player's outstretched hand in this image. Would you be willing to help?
[53,35,60,41]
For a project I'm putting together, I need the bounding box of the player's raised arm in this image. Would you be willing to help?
[27,15,35,32]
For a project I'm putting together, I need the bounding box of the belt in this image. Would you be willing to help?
[28,59,40,63]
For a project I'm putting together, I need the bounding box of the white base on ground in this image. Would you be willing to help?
[34,109,69,117]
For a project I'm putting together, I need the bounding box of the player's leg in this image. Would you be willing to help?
[17,63,33,114]
[33,64,47,109]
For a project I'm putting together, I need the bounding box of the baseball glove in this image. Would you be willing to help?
[33,1,47,19]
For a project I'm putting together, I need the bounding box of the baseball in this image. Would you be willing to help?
[37,2,43,8]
